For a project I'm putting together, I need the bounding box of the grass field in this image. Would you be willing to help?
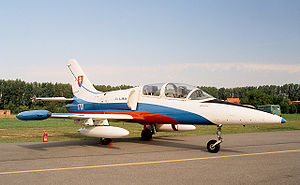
[0,114,299,143]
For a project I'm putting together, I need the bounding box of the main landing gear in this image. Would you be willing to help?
[141,125,156,141]
[207,124,223,153]
[99,138,113,145]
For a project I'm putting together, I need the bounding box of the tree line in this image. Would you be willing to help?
[200,84,300,114]
[0,79,133,114]
[0,79,299,114]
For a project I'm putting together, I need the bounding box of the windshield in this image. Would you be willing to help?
[165,83,195,99]
[188,89,214,100]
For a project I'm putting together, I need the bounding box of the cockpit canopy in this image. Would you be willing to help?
[165,83,194,98]
[143,83,164,96]
[142,83,214,100]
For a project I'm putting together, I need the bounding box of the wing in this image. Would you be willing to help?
[16,110,133,123]
[51,113,133,121]
[52,113,133,126]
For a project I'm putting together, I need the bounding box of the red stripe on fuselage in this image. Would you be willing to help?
[68,111,179,125]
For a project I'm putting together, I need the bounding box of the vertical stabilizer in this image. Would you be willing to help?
[67,59,101,100]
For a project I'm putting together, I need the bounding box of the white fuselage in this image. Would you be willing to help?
[67,83,284,125]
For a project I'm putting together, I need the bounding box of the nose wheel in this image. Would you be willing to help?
[207,124,223,153]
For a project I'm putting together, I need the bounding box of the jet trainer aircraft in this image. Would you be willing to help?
[17,59,286,153]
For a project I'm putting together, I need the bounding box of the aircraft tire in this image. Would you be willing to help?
[141,129,152,141]
[100,138,113,145]
[207,139,220,153]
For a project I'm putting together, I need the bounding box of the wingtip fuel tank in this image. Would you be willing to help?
[16,110,52,121]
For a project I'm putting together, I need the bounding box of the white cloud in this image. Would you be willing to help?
[232,63,300,73]
[87,62,300,75]
[83,62,300,87]
[9,62,300,88]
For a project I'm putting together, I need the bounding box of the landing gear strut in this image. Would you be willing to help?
[207,124,223,153]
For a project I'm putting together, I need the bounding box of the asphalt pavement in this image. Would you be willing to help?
[0,130,300,185]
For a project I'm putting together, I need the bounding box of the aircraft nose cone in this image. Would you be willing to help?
[281,118,286,123]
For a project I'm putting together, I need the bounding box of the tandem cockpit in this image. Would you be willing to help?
[142,83,214,101]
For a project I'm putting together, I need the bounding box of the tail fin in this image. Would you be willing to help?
[67,59,101,100]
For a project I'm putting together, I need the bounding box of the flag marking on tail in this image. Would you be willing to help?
[78,75,83,87]
[67,64,102,95]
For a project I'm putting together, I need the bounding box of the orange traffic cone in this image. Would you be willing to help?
[43,131,48,143]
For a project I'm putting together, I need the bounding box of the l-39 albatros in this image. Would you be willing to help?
[17,59,286,153]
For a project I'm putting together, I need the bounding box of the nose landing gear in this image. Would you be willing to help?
[207,124,223,153]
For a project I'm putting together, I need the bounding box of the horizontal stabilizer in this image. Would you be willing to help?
[34,97,74,102]
[17,110,133,121]
[51,113,133,120]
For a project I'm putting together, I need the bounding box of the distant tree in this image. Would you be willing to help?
[296,104,300,114]
[199,86,218,98]
[18,105,29,112]
[241,90,271,106]
[4,101,18,114]
[0,79,299,114]
[94,84,133,92]
[289,103,297,114]
[218,88,226,100]
[279,98,291,114]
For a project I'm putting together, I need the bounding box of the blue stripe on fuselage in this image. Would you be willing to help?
[66,98,213,125]
[67,97,131,111]
[137,103,213,125]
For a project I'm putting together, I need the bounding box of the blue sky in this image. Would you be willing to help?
[0,0,299,87]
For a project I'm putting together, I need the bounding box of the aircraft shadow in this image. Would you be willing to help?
[20,136,241,153]
[20,139,120,151]
[153,137,185,141]
[115,137,241,153]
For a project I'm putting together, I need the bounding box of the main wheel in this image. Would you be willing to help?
[207,139,220,153]
[141,129,153,141]
[100,138,113,145]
